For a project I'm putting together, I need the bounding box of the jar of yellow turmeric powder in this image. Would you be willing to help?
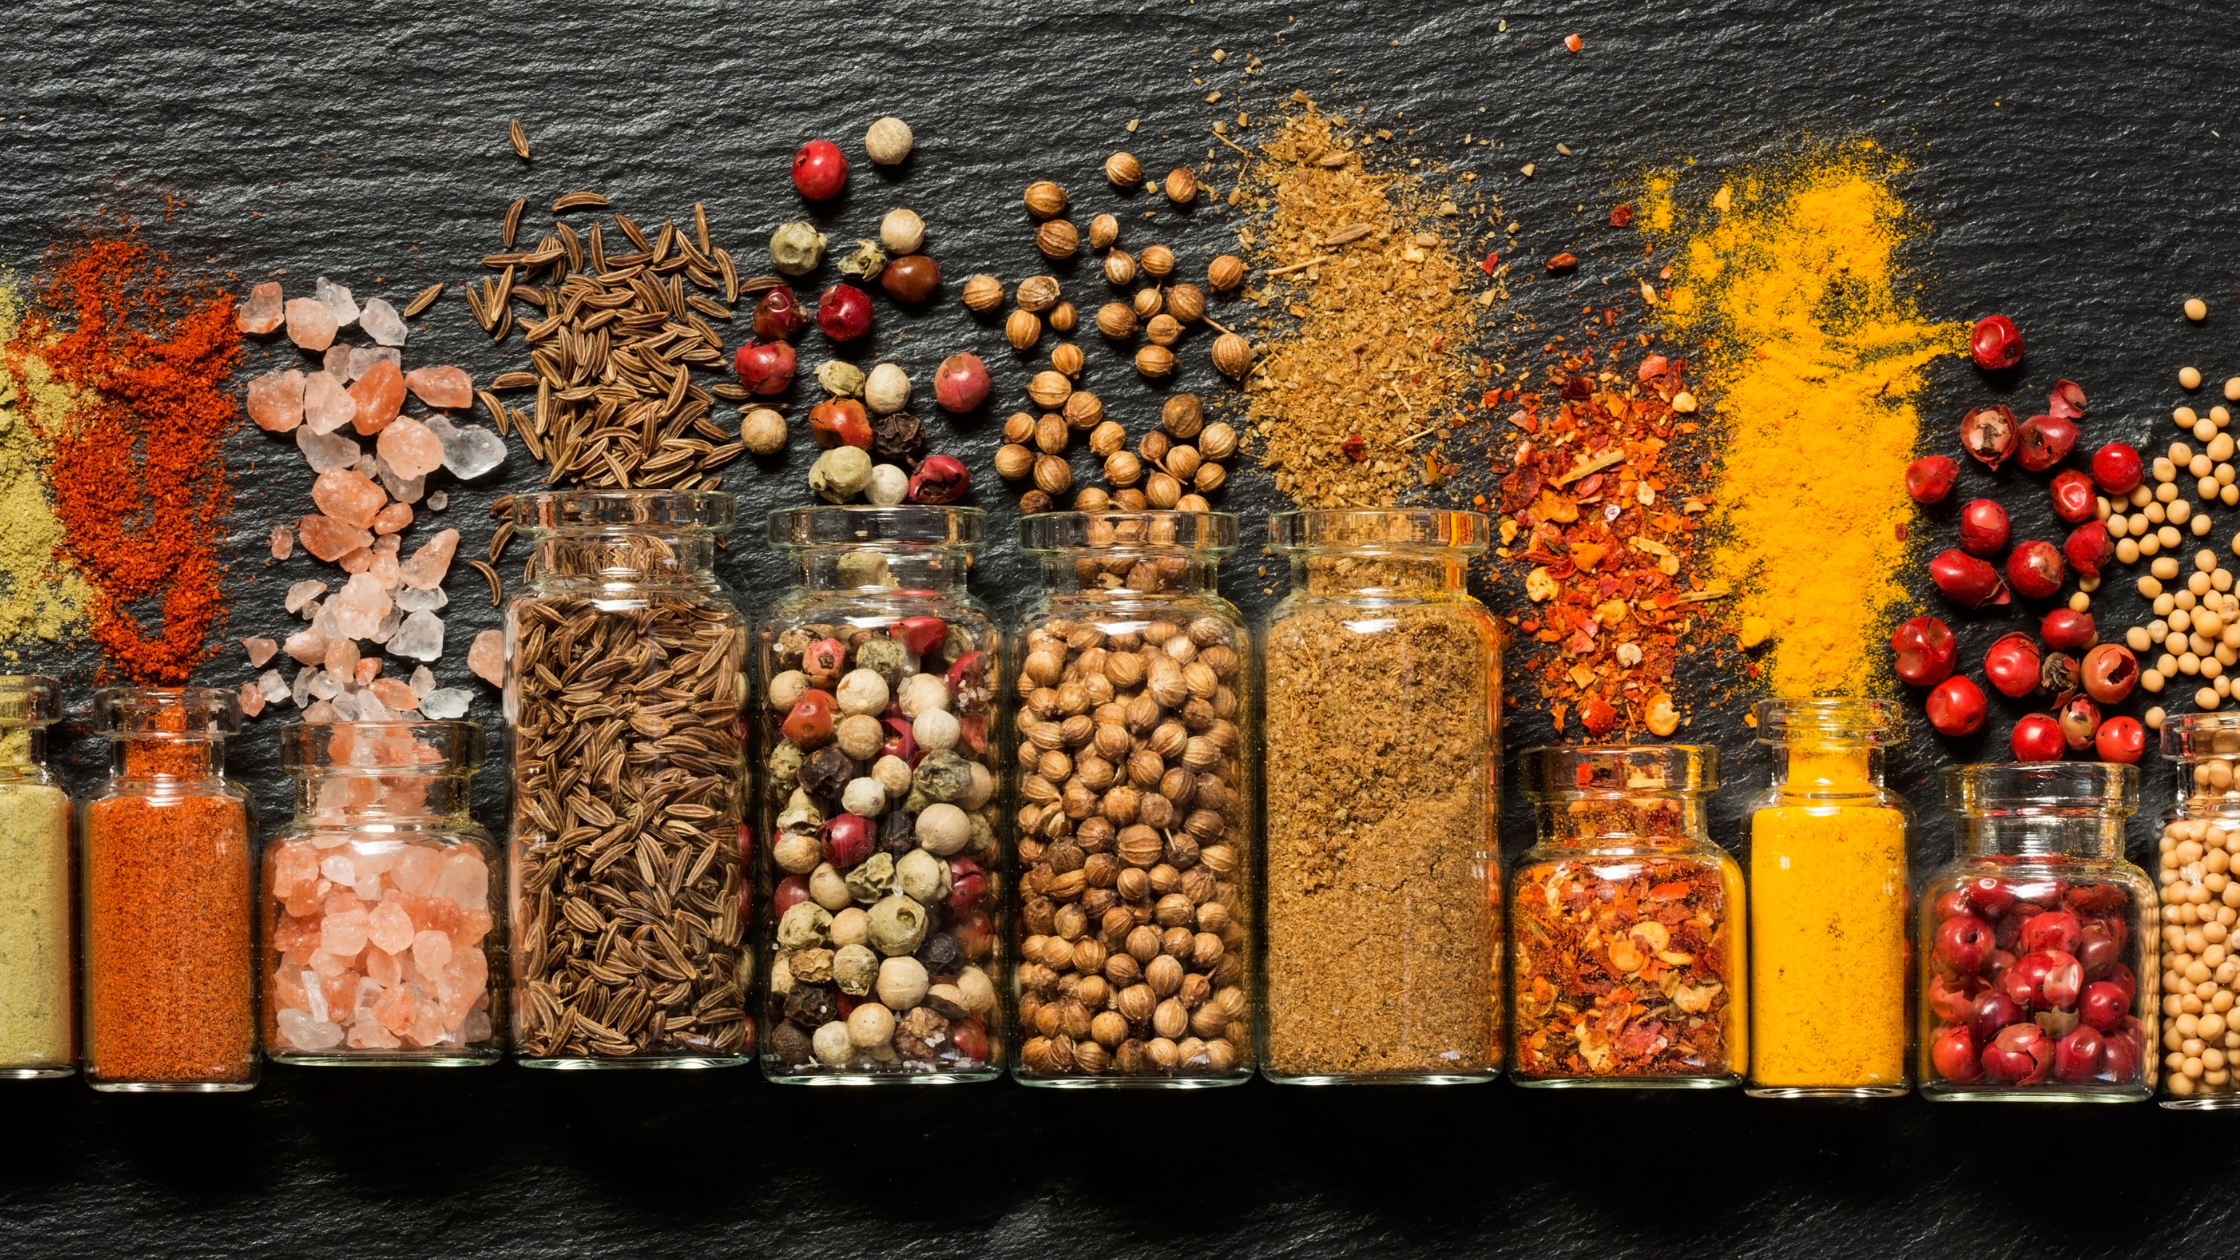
[1920,763,2157,1103]
[1511,745,1746,1087]
[1743,699,1910,1098]
[2153,714,2240,1108]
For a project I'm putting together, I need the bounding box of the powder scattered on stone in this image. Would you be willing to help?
[0,278,92,650]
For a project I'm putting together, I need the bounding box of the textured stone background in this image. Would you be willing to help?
[0,0,2234,1255]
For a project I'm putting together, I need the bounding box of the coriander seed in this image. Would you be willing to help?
[1166,283,1207,323]
[996,444,1036,481]
[1017,275,1062,313]
[1105,451,1144,487]
[1073,487,1111,511]
[1194,463,1227,494]
[1035,414,1069,455]
[961,274,1005,313]
[1104,249,1138,287]
[1089,213,1120,250]
[1003,411,1037,445]
[1024,180,1070,219]
[1198,422,1237,461]
[1007,309,1043,350]
[1028,370,1073,410]
[1063,391,1104,431]
[1097,303,1138,340]
[1146,314,1182,347]
[1035,454,1074,495]
[1090,421,1127,457]
[1020,490,1055,515]
[1105,151,1144,188]
[1164,167,1199,205]
[1210,332,1254,377]
[1131,287,1163,320]
[1135,344,1177,379]
[1051,343,1085,377]
[1139,245,1176,279]
[1035,220,1080,259]
[1049,302,1078,335]
[1162,394,1205,440]
[1207,255,1245,292]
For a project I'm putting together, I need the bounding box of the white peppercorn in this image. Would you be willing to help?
[864,116,914,165]
[742,407,789,456]
[867,463,910,507]
[864,362,912,415]
[809,446,874,502]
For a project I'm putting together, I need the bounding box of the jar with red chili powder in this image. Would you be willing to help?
[81,687,258,1092]
[1921,762,2156,1102]
[262,721,502,1065]
[1512,744,1747,1088]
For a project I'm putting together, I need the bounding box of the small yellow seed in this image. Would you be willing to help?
[2184,366,2205,390]
[2188,298,2210,322]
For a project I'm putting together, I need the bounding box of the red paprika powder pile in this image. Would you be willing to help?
[2,225,239,682]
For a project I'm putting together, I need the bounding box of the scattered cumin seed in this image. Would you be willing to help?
[508,119,530,160]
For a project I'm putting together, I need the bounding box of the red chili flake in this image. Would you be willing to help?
[1340,433,1367,461]
[1610,204,1634,228]
[1481,251,1501,274]
[1547,252,1580,274]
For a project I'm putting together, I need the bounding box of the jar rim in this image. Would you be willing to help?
[92,685,241,739]
[2160,710,2240,760]
[279,720,486,772]
[515,489,734,534]
[0,675,61,726]
[1752,697,1901,747]
[1268,508,1490,554]
[1020,510,1238,554]
[1523,744,1719,795]
[768,504,984,550]
[1940,761,2138,816]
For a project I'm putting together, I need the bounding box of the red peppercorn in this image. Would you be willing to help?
[772,875,811,915]
[2006,540,2065,600]
[2063,522,2110,579]
[1341,433,1368,462]
[753,286,810,341]
[780,689,836,748]
[808,399,872,449]
[2041,608,2096,651]
[2079,979,2129,1032]
[908,454,970,505]
[1961,405,2019,469]
[1930,548,2009,608]
[733,340,797,396]
[880,254,942,303]
[1931,1025,1983,1083]
[1957,499,2010,556]
[2052,1026,2104,1084]
[792,139,849,201]
[889,615,948,656]
[1970,313,2025,371]
[820,813,874,869]
[2090,442,2142,495]
[2017,413,2079,472]
[1936,914,1993,976]
[2081,643,2138,704]
[933,353,990,413]
[2048,469,2097,524]
[816,283,874,342]
[1906,455,1960,504]
[2048,378,2088,421]
[2056,696,2102,750]
[1981,1022,2052,1084]
[1925,675,1987,736]
[2095,716,2145,764]
[2010,713,2067,762]
[1890,615,1957,686]
[1983,632,2042,698]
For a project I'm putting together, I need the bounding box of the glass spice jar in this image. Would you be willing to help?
[2154,713,2240,1108]
[1513,745,1746,1088]
[1743,699,1911,1098]
[1010,512,1253,1087]
[506,491,752,1069]
[0,676,73,1078]
[1261,508,1502,1084]
[81,686,258,1092]
[759,505,1004,1083]
[1921,762,2157,1103]
[262,721,503,1065]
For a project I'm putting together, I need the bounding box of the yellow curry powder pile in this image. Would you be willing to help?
[1645,148,1966,697]
[0,278,90,650]
[1229,94,1498,507]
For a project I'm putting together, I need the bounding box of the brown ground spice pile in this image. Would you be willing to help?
[1262,602,1501,1077]
[1229,95,1497,507]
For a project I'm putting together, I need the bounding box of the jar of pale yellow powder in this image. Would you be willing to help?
[1743,698,1910,1098]
[0,676,73,1077]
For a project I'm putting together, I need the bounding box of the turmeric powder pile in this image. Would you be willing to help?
[1645,147,1966,696]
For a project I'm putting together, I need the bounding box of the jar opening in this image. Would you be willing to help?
[280,721,485,773]
[1020,510,1238,555]
[1524,744,1718,796]
[0,675,60,727]
[1268,508,1490,554]
[92,686,240,740]
[1939,761,2138,817]
[768,504,983,551]
[515,489,734,535]
[1752,697,1899,748]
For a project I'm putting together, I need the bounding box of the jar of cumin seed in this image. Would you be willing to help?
[505,491,752,1068]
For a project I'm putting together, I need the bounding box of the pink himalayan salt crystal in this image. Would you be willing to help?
[403,365,473,410]
[348,359,406,435]
[355,656,382,686]
[330,572,393,641]
[323,637,360,678]
[366,900,417,956]
[393,846,440,896]
[412,929,453,977]
[242,637,278,667]
[372,502,413,535]
[284,297,338,351]
[468,629,505,687]
[303,699,339,721]
[246,368,306,432]
[284,628,328,665]
[369,542,401,589]
[323,343,353,380]
[272,844,319,899]
[298,514,372,563]
[238,281,284,335]
[337,547,374,575]
[377,417,446,480]
[373,983,418,1037]
[369,677,419,712]
[269,526,294,560]
[348,1020,402,1051]
[321,907,370,958]
[302,370,355,435]
[311,468,386,529]
[238,680,266,718]
[433,849,489,910]
[398,529,459,590]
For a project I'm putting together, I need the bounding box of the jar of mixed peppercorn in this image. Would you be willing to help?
[1921,762,2156,1102]
[1512,744,1746,1088]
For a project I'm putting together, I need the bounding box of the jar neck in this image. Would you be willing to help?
[1536,794,1712,848]
[1291,551,1470,597]
[795,545,969,593]
[293,767,472,826]
[1960,815,2127,859]
[534,531,717,585]
[0,726,49,772]
[1769,745,1886,792]
[112,736,224,780]
[1038,552,1221,597]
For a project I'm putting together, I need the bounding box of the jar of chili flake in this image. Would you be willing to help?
[262,721,502,1065]
[2152,713,2240,1108]
[1921,762,2157,1102]
[1512,745,1746,1088]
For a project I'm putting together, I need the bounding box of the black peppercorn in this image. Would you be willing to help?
[872,410,928,465]
[919,931,963,975]
[799,746,858,800]
[784,985,838,1028]
[879,809,916,856]
[770,1019,815,1066]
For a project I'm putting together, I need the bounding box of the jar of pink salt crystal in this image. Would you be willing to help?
[261,720,503,1065]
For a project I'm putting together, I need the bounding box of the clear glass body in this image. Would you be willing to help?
[759,506,1004,1084]
[1920,762,2156,1103]
[1743,699,1912,1098]
[0,677,72,1078]
[81,687,258,1093]
[1008,512,1254,1087]
[505,491,752,1069]
[1260,509,1502,1084]
[1513,745,1745,1088]
[262,722,503,1066]
[2154,713,2240,1108]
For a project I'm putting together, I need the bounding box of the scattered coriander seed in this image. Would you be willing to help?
[1166,283,1207,323]
[1027,370,1073,410]
[2187,297,2209,321]
[742,407,789,456]
[1209,332,1253,378]
[1131,287,1163,319]
[1162,395,1205,440]
[1051,342,1084,376]
[1135,344,1177,378]
[1104,450,1143,487]
[1049,303,1078,335]
[1164,168,1199,205]
[1104,249,1139,286]
[1105,151,1144,188]
[1097,302,1138,340]
[1034,414,1068,455]
[995,444,1035,481]
[880,208,926,255]
[1035,220,1080,259]
[1089,421,1127,457]
[864,116,914,166]
[1140,244,1176,280]
[1062,391,1103,431]
[1146,313,1183,347]
[1003,412,1037,445]
[1033,453,1074,495]
[961,274,1005,314]
[1207,255,1245,293]
[2183,366,2205,390]
[1199,423,1238,462]
[1006,309,1043,351]
[1016,275,1061,313]
[1089,214,1120,250]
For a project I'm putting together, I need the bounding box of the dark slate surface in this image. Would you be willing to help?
[0,1,2234,1255]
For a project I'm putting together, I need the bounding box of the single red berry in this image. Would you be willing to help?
[2063,522,2110,579]
[2017,414,2079,472]
[753,286,810,341]
[1958,499,2010,556]
[2006,540,2065,600]
[816,283,874,342]
[2011,713,2067,762]
[1890,616,1957,686]
[1930,1025,1983,1083]
[2082,644,2138,704]
[908,454,970,505]
[1930,548,2009,608]
[2090,442,2142,495]
[2095,716,2145,764]
[1983,632,2042,699]
[734,340,797,396]
[1906,455,1960,504]
[1925,675,1987,736]
[808,398,872,449]
[792,139,849,201]
[1961,405,2019,469]
[934,353,990,413]
[2041,608,2096,652]
[2048,379,2088,420]
[2048,470,2098,524]
[2056,696,2102,751]
[1970,313,2025,371]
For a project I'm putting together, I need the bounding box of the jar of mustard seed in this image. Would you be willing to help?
[2154,712,2240,1108]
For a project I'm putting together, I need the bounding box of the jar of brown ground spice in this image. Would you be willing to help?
[1261,509,1502,1083]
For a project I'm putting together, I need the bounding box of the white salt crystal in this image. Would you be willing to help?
[427,491,448,512]
[299,598,321,622]
[329,572,392,642]
[356,453,382,479]
[359,297,408,347]
[323,343,354,381]
[347,345,400,380]
[285,580,329,613]
[369,610,402,644]
[359,691,394,721]
[375,457,426,504]
[409,665,436,698]
[394,585,447,612]
[303,699,339,722]
[442,424,507,479]
[315,276,360,329]
[257,670,289,702]
[309,669,342,701]
[296,427,361,474]
[329,692,363,721]
[292,667,316,707]
[419,687,472,720]
[389,611,445,662]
